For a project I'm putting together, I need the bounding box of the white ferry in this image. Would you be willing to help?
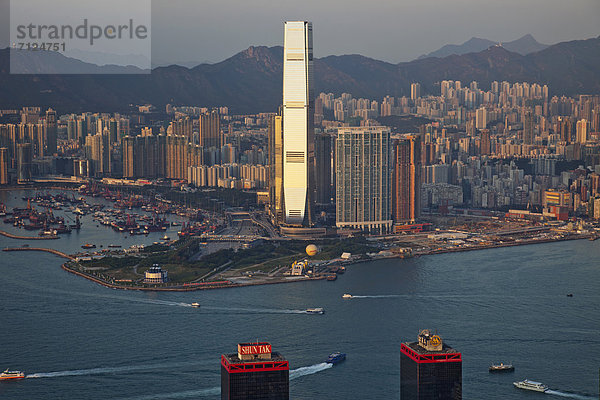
[342,294,353,299]
[305,308,324,314]
[513,379,548,392]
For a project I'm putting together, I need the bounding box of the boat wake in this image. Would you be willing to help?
[26,361,205,379]
[115,362,333,399]
[350,295,401,299]
[289,362,333,380]
[202,305,306,314]
[546,390,596,399]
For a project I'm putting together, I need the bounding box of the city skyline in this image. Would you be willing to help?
[0,6,599,400]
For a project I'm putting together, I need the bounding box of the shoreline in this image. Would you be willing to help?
[3,233,593,292]
[60,263,326,292]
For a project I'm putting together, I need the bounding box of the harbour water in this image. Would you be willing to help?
[0,190,599,399]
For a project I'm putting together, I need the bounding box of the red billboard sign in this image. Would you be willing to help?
[238,343,272,355]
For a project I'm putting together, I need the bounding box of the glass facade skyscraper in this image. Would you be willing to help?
[283,21,314,226]
[335,126,392,234]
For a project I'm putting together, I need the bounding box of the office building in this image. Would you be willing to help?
[393,135,421,224]
[335,126,392,234]
[401,330,462,400]
[221,342,289,400]
[283,21,314,226]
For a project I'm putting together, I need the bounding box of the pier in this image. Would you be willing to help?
[0,230,59,240]
[2,247,74,260]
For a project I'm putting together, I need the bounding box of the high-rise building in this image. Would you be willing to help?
[199,110,221,149]
[393,135,421,224]
[335,126,392,234]
[411,83,421,101]
[283,21,314,226]
[557,116,572,143]
[480,129,491,155]
[576,119,588,143]
[315,132,333,205]
[45,108,57,155]
[475,107,487,130]
[121,136,135,178]
[0,147,9,185]
[221,342,289,400]
[401,330,462,400]
[522,108,534,145]
[16,142,32,183]
[268,112,285,225]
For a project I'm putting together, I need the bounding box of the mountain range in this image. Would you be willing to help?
[0,36,598,114]
[417,34,548,59]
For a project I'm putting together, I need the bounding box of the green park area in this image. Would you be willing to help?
[71,237,377,285]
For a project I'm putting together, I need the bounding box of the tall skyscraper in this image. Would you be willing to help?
[393,135,421,224]
[268,112,284,225]
[221,342,289,400]
[401,330,462,400]
[283,21,314,226]
[335,126,392,234]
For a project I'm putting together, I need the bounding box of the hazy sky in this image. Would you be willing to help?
[1,0,599,64]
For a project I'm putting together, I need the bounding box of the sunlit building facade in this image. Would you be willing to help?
[335,126,392,234]
[283,21,314,226]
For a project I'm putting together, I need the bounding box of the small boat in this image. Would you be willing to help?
[0,369,25,380]
[326,352,346,364]
[191,302,200,308]
[489,363,514,372]
[342,294,353,299]
[162,235,170,240]
[326,275,337,281]
[108,244,122,248]
[513,379,548,392]
[81,243,96,249]
[305,308,324,314]
[566,293,573,297]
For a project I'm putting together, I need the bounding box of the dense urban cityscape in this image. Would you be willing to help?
[1,3,599,399]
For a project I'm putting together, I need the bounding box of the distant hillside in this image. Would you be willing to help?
[418,34,548,59]
[0,37,598,114]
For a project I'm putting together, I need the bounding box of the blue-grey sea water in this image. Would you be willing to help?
[0,190,598,399]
